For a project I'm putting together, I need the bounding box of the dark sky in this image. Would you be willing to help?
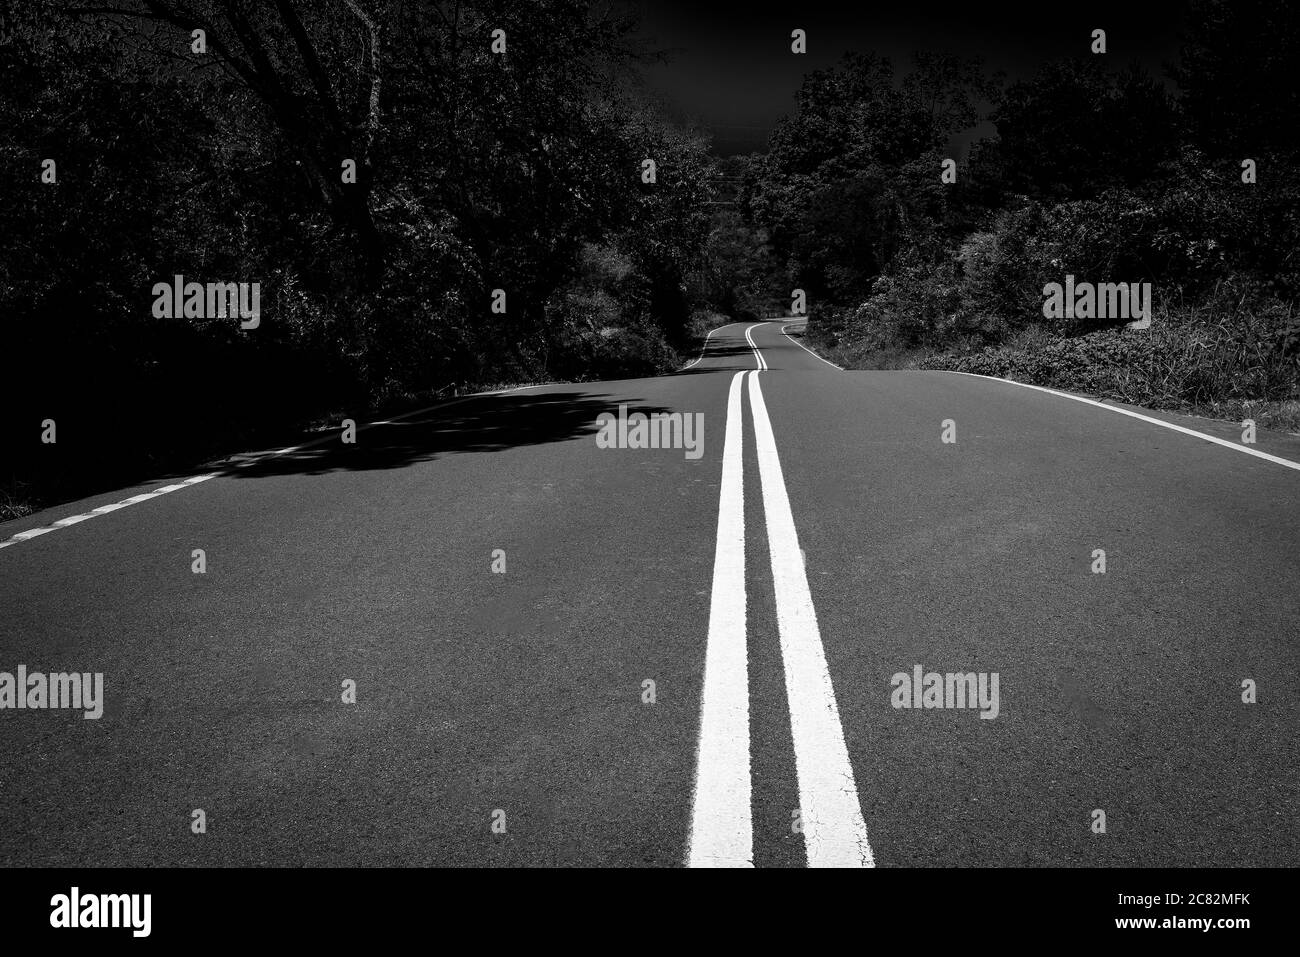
[629,0,1190,154]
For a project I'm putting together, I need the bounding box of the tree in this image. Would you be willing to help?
[747,52,995,304]
[982,59,1177,203]
[1173,0,1300,159]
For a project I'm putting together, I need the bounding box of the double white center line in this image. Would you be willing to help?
[744,324,768,371]
[689,359,873,867]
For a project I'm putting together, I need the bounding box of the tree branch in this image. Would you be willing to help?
[340,0,382,161]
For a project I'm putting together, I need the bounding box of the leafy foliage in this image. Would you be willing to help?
[1,0,713,509]
[756,0,1300,421]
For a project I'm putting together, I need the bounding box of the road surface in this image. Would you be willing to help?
[2,321,1298,867]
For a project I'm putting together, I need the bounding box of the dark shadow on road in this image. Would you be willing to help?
[667,341,761,376]
[223,391,673,478]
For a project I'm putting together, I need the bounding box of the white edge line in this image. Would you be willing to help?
[780,322,843,370]
[227,382,548,468]
[0,474,219,550]
[0,382,553,551]
[936,370,1300,473]
[687,370,753,868]
[747,369,873,868]
[682,324,731,370]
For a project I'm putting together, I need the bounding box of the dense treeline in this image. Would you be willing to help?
[741,0,1300,420]
[1,0,718,514]
[6,1,1299,517]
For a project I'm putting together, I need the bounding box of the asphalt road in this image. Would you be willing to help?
[2,321,1298,867]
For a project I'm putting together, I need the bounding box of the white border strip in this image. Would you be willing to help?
[0,384,549,552]
[0,474,219,549]
[688,371,754,868]
[939,371,1300,473]
[780,322,843,371]
[682,325,733,370]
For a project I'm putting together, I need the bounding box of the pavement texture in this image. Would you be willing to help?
[2,321,1297,866]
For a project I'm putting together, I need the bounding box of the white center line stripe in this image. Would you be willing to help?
[688,370,753,868]
[747,370,874,868]
[744,323,767,371]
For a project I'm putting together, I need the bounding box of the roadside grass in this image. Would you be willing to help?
[805,299,1300,433]
[783,320,924,370]
[1187,398,1300,435]
[0,480,36,522]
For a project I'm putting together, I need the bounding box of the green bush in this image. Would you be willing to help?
[920,286,1300,408]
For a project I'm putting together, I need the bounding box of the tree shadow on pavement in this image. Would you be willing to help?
[222,391,672,478]
[668,341,762,376]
